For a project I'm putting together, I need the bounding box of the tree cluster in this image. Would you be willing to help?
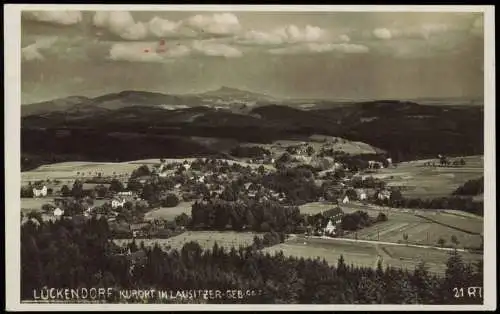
[21,217,483,304]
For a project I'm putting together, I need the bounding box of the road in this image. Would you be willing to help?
[288,234,469,253]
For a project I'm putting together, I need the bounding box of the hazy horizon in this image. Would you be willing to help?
[22,10,484,104]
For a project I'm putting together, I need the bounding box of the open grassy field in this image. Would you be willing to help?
[263,235,482,275]
[21,161,136,186]
[21,197,57,211]
[337,201,483,249]
[144,202,194,221]
[369,155,483,199]
[113,231,263,251]
[241,136,382,160]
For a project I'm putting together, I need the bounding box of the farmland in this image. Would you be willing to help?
[369,155,483,198]
[144,201,194,221]
[338,201,483,249]
[113,231,263,251]
[263,235,482,275]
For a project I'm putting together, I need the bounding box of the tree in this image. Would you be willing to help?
[376,212,388,222]
[403,233,409,245]
[437,237,446,248]
[71,180,84,199]
[109,179,125,193]
[450,235,460,248]
[21,186,34,198]
[306,146,315,156]
[163,194,180,208]
[60,185,71,197]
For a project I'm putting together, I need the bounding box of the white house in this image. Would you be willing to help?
[182,163,191,170]
[324,220,336,234]
[112,198,126,209]
[197,176,205,183]
[117,191,133,197]
[342,196,350,204]
[386,158,393,166]
[158,172,168,178]
[377,190,392,201]
[358,190,367,200]
[33,185,48,198]
[53,207,64,218]
[174,183,182,189]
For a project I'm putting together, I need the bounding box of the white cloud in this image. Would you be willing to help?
[108,42,191,63]
[372,23,465,41]
[268,43,369,55]
[339,34,351,43]
[238,24,328,45]
[185,13,241,35]
[192,40,243,58]
[93,11,148,40]
[373,28,392,40]
[21,37,58,61]
[23,11,82,26]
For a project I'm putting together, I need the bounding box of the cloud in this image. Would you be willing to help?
[22,10,82,26]
[93,11,234,41]
[373,28,392,40]
[21,37,58,61]
[268,43,369,55]
[108,41,190,63]
[185,13,241,36]
[93,11,148,40]
[191,40,243,58]
[237,25,328,45]
[339,34,351,43]
[372,23,465,41]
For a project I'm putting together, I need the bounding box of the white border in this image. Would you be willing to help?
[4,4,496,312]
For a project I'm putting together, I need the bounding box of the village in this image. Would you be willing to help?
[21,138,479,258]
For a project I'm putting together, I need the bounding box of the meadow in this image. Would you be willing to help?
[370,155,484,199]
[113,231,264,251]
[263,235,482,275]
[144,201,194,221]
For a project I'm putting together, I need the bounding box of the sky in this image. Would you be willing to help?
[20,9,484,104]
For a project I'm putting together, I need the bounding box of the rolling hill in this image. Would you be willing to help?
[21,90,484,171]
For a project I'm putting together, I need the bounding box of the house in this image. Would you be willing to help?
[117,191,134,197]
[357,189,367,201]
[386,158,393,167]
[342,196,350,204]
[174,183,182,189]
[111,198,126,209]
[33,185,48,198]
[182,163,191,171]
[377,189,392,201]
[322,207,343,236]
[53,207,64,218]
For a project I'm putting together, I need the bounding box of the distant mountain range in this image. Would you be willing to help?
[21,87,483,117]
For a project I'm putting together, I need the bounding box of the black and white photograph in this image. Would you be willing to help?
[4,4,496,311]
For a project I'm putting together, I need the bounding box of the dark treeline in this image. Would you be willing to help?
[260,167,320,205]
[22,101,483,169]
[21,217,483,304]
[375,192,484,217]
[191,199,302,233]
[230,145,271,158]
[452,177,484,196]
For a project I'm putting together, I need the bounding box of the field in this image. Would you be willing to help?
[263,235,482,275]
[241,136,382,160]
[144,202,194,221]
[113,231,263,251]
[21,197,57,211]
[370,155,483,198]
[21,161,138,186]
[299,202,338,215]
[338,202,483,249]
[21,158,276,188]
